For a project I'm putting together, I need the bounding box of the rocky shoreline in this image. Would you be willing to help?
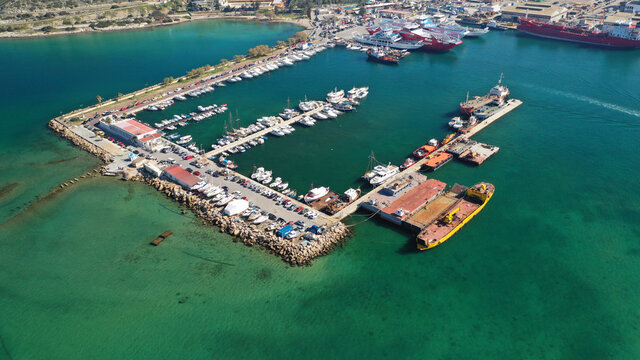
[138,175,351,266]
[48,119,113,163]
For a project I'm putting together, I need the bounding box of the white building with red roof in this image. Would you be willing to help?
[99,118,163,151]
[162,165,202,189]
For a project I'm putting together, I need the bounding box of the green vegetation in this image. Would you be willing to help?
[187,64,212,78]
[247,44,270,57]
[0,24,29,32]
[163,76,174,85]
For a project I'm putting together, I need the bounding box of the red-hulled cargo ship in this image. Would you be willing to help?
[518,17,640,48]
[398,28,463,51]
[367,25,463,51]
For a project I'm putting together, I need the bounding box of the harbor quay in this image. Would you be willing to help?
[48,93,521,263]
[331,99,523,220]
[48,30,522,263]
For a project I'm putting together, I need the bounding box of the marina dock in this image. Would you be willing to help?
[203,105,330,158]
[87,40,331,122]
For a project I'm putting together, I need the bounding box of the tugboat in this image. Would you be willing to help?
[400,157,416,170]
[366,47,402,65]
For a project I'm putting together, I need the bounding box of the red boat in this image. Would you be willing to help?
[367,26,382,35]
[517,17,640,48]
[367,48,401,64]
[412,139,439,159]
[400,157,416,170]
[398,28,462,51]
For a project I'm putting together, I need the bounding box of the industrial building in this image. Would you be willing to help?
[98,118,163,151]
[162,165,202,189]
[500,2,569,22]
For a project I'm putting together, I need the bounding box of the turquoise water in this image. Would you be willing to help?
[1,22,640,359]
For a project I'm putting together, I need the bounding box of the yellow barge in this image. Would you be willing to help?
[416,182,494,250]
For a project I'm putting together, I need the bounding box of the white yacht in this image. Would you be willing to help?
[251,167,265,179]
[322,109,337,119]
[312,112,328,120]
[369,165,399,185]
[270,177,283,188]
[304,187,330,203]
[326,88,345,103]
[299,117,316,127]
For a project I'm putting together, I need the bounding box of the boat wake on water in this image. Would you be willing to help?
[522,83,640,118]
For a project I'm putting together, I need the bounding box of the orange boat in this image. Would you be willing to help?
[423,152,453,171]
[412,139,439,159]
[417,182,494,250]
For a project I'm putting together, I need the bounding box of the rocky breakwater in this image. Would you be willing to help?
[48,119,112,163]
[138,175,351,266]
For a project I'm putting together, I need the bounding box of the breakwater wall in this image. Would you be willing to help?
[48,119,112,163]
[136,175,351,266]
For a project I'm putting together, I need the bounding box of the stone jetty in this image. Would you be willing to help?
[136,175,351,266]
[48,119,112,163]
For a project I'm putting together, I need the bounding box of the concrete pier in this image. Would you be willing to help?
[331,99,522,220]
